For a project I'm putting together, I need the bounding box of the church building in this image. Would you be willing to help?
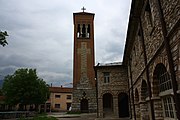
[72,0,180,119]
[72,8,97,113]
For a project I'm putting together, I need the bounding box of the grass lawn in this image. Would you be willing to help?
[18,113,58,120]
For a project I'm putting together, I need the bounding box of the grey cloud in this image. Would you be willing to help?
[0,0,131,86]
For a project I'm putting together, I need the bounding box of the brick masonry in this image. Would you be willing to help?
[72,11,97,113]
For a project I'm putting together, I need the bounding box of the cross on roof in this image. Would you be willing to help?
[81,6,86,12]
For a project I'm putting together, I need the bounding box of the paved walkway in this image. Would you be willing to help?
[48,112,131,120]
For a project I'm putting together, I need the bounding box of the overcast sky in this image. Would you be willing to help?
[0,0,131,87]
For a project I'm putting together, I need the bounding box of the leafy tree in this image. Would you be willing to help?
[2,68,49,109]
[0,31,8,47]
[0,89,3,96]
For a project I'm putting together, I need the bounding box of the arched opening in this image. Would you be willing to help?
[141,80,148,101]
[135,89,140,119]
[103,93,113,112]
[118,93,129,118]
[135,89,139,103]
[154,63,172,93]
[153,63,176,119]
[80,99,88,113]
[140,80,150,120]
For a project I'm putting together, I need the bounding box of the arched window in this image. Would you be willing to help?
[141,80,148,101]
[145,2,154,27]
[135,89,139,103]
[77,24,90,38]
[144,1,154,35]
[155,63,172,92]
[153,63,176,119]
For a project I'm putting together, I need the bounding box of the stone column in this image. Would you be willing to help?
[98,98,103,118]
[113,96,119,118]
[85,25,88,38]
[152,97,163,120]
[135,103,141,120]
[139,101,150,120]
[80,24,83,37]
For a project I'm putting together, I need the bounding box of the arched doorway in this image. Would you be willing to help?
[103,93,113,113]
[80,99,88,113]
[118,93,129,117]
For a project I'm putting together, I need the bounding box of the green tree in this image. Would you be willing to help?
[2,68,49,109]
[0,31,8,47]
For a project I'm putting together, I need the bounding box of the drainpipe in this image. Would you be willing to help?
[139,17,155,120]
[129,59,136,120]
[94,65,99,117]
[156,0,180,119]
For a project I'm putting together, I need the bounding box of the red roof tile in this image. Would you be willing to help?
[49,87,73,93]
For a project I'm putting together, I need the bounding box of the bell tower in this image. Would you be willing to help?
[72,7,97,113]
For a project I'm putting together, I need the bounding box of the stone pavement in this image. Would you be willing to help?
[48,112,131,120]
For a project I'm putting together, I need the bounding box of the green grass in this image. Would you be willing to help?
[17,114,58,120]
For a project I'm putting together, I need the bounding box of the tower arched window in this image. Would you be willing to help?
[77,24,90,39]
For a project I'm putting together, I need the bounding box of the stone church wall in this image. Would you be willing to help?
[124,0,180,119]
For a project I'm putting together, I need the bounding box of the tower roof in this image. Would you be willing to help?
[73,7,95,24]
[73,11,95,15]
[73,11,95,24]
[73,7,94,15]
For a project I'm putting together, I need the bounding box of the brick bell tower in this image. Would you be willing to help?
[72,7,97,113]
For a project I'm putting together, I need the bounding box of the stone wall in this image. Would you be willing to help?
[124,0,180,119]
[72,88,97,113]
[95,65,129,118]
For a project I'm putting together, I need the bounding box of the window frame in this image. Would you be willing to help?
[103,72,110,83]
[67,95,72,100]
[55,104,60,108]
[162,96,177,119]
[55,94,61,98]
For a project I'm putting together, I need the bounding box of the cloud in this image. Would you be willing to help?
[0,0,131,86]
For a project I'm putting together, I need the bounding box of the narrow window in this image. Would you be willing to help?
[104,72,110,83]
[145,2,153,28]
[141,80,148,100]
[87,24,90,38]
[157,65,172,92]
[55,104,60,108]
[138,30,142,54]
[67,95,72,100]
[163,96,176,118]
[77,24,80,38]
[82,24,86,37]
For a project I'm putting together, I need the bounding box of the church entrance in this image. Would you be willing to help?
[103,93,113,117]
[118,93,129,117]
[80,99,89,113]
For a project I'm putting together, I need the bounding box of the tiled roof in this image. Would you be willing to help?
[49,87,73,93]
[97,62,122,66]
